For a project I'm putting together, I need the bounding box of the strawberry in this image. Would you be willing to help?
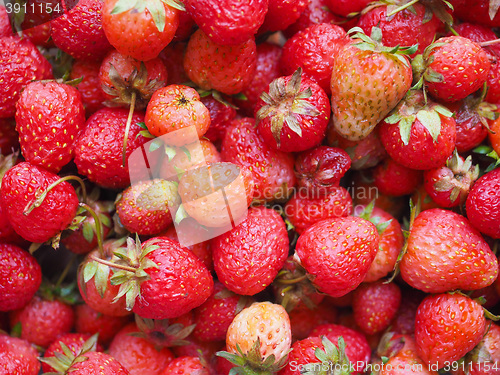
[0,243,41,312]
[74,303,130,346]
[160,42,190,85]
[70,60,107,115]
[255,68,331,152]
[202,94,237,143]
[373,158,423,197]
[400,208,499,293]
[285,187,353,234]
[102,0,181,61]
[145,84,210,143]
[0,162,79,243]
[449,0,500,27]
[10,295,75,348]
[330,28,414,141]
[391,289,426,335]
[414,36,490,102]
[295,216,379,297]
[173,11,195,41]
[325,0,371,17]
[212,206,289,295]
[379,90,456,170]
[161,356,210,375]
[280,23,347,94]
[414,293,486,368]
[451,22,500,58]
[16,80,86,173]
[352,281,402,335]
[116,179,180,235]
[0,6,12,37]
[259,0,308,33]
[183,29,257,95]
[42,333,104,373]
[74,108,150,189]
[0,36,52,118]
[221,117,296,203]
[184,0,268,45]
[108,322,175,375]
[0,118,19,155]
[466,167,500,239]
[0,334,41,375]
[51,0,112,60]
[219,302,292,374]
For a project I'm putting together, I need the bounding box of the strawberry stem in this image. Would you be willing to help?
[123,91,137,167]
[479,38,500,47]
[386,0,420,17]
[79,203,104,257]
[55,254,77,289]
[23,175,87,215]
[275,275,308,285]
[89,254,138,273]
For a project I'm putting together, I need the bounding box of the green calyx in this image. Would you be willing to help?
[273,262,317,312]
[132,315,196,348]
[354,200,392,235]
[256,67,321,147]
[301,336,352,375]
[111,0,185,32]
[216,339,289,375]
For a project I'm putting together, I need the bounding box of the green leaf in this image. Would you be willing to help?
[82,221,94,243]
[399,117,414,145]
[111,0,139,14]
[94,263,110,297]
[147,0,167,32]
[416,109,441,142]
[83,261,98,283]
[474,145,494,155]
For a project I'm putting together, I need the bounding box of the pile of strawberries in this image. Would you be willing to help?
[1,0,500,374]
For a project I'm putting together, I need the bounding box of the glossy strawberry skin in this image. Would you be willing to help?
[133,237,214,319]
[70,60,107,115]
[284,0,344,38]
[184,29,257,95]
[74,108,149,189]
[184,0,268,45]
[0,162,79,243]
[400,209,498,293]
[325,0,371,17]
[373,158,422,197]
[10,296,75,348]
[69,351,130,374]
[0,334,41,375]
[415,293,486,368]
[279,336,324,375]
[296,216,379,297]
[449,0,500,27]
[0,243,41,311]
[161,356,209,375]
[425,36,490,102]
[466,168,500,239]
[212,206,289,295]
[0,36,52,118]
[260,0,308,33]
[281,23,346,94]
[51,0,112,60]
[16,81,86,173]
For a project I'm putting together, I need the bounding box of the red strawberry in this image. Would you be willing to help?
[0,118,19,155]
[221,117,296,203]
[0,243,41,312]
[452,22,500,58]
[0,6,12,37]
[466,167,500,239]
[449,0,500,27]
[184,29,257,95]
[255,68,331,152]
[259,0,308,33]
[212,206,289,295]
[74,108,149,189]
[159,42,189,85]
[161,356,210,375]
[70,60,107,115]
[415,36,490,102]
[10,295,75,348]
[287,300,338,340]
[280,23,346,94]
[102,0,180,61]
[295,216,379,297]
[201,94,237,143]
[352,281,401,335]
[330,28,414,141]
[400,208,499,293]
[16,81,86,173]
[51,0,112,60]
[108,323,175,375]
[0,36,52,118]
[0,334,41,375]
[391,289,426,335]
[379,90,456,170]
[373,158,423,197]
[173,11,195,42]
[415,293,486,368]
[184,0,268,45]
[0,162,79,243]
[285,187,353,234]
[325,0,371,17]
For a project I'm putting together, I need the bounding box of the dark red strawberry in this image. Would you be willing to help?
[0,334,41,375]
[51,0,112,60]
[184,0,268,45]
[391,289,426,335]
[373,158,423,197]
[400,208,499,293]
[449,0,500,27]
[280,23,346,94]
[10,295,74,348]
[70,60,107,115]
[202,94,237,143]
[212,206,289,295]
[0,162,79,243]
[285,187,353,234]
[0,36,52,118]
[259,0,308,33]
[74,108,149,189]
[0,243,41,311]
[255,68,330,152]
[108,323,175,375]
[0,118,19,155]
[184,29,257,95]
[295,216,379,297]
[102,0,180,61]
[466,167,500,239]
[352,281,401,335]
[415,293,486,368]
[159,42,190,85]
[173,10,195,41]
[287,299,338,340]
[16,81,86,173]
[325,0,371,17]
